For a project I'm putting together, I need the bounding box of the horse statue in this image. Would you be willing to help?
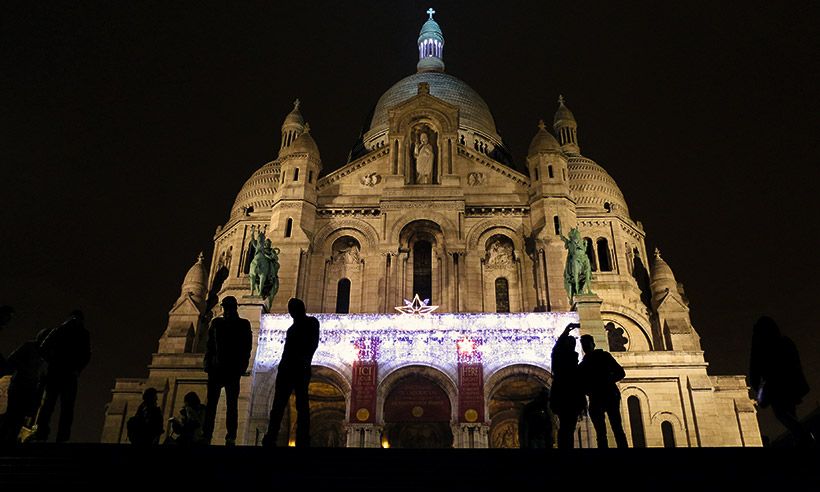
[249,231,280,303]
[561,228,593,300]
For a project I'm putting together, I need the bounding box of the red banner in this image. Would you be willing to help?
[458,363,485,423]
[349,360,377,423]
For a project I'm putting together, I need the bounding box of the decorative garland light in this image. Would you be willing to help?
[254,312,581,375]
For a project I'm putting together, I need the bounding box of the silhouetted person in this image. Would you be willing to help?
[0,336,46,445]
[262,298,320,447]
[550,323,587,449]
[202,296,252,446]
[167,391,207,445]
[127,387,164,446]
[578,334,628,448]
[33,310,91,442]
[519,388,553,449]
[749,316,814,447]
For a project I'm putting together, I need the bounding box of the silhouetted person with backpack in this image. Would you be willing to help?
[33,310,91,442]
[127,387,164,446]
[519,388,553,448]
[749,315,815,447]
[262,298,319,447]
[202,296,252,446]
[0,334,46,445]
[550,323,587,449]
[578,334,628,448]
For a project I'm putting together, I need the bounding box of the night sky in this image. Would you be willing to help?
[2,1,818,443]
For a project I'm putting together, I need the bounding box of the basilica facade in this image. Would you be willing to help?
[102,12,761,448]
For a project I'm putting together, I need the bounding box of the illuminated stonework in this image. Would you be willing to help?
[102,9,762,449]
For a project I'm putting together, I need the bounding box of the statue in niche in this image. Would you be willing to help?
[332,238,360,265]
[413,127,435,184]
[486,237,514,267]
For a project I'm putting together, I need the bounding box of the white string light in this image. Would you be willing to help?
[254,312,580,376]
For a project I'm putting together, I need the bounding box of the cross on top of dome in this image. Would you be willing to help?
[427,8,435,20]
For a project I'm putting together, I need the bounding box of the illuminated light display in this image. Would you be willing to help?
[255,312,580,376]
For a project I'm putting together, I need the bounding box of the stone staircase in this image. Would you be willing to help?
[0,445,817,489]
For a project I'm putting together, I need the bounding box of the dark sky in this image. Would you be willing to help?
[1,1,818,442]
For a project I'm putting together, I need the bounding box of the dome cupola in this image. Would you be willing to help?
[417,8,445,73]
[553,95,579,154]
[528,120,561,155]
[279,99,305,157]
[179,252,207,306]
[286,123,321,162]
[649,248,679,307]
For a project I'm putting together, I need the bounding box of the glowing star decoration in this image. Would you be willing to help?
[456,338,475,355]
[394,294,439,315]
[456,337,482,364]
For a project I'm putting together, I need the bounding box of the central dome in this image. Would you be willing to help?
[364,72,501,143]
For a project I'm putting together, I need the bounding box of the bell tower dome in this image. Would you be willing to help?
[417,8,445,73]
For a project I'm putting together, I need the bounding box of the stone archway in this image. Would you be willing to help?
[277,366,349,447]
[381,372,454,448]
[486,365,553,448]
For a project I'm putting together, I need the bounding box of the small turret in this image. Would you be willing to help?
[417,8,445,73]
[553,95,580,154]
[179,252,207,307]
[649,248,678,310]
[279,99,305,156]
[648,248,701,351]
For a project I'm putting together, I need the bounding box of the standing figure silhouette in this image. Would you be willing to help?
[749,315,814,447]
[578,334,628,448]
[262,298,320,447]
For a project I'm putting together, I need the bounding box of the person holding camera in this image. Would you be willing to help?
[550,323,587,449]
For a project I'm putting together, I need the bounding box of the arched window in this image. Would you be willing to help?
[335,278,351,314]
[413,240,433,304]
[547,165,554,178]
[495,277,510,313]
[553,216,561,235]
[627,396,646,448]
[596,238,612,271]
[308,170,313,183]
[584,237,597,271]
[293,168,299,181]
[285,218,293,238]
[534,168,539,180]
[661,421,676,448]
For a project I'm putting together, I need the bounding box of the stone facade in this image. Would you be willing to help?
[101,12,761,448]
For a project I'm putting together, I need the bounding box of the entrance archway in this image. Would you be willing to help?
[276,366,348,447]
[382,374,453,448]
[486,365,553,448]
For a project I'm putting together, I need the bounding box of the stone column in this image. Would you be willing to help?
[453,423,490,448]
[573,293,606,350]
[345,423,384,448]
